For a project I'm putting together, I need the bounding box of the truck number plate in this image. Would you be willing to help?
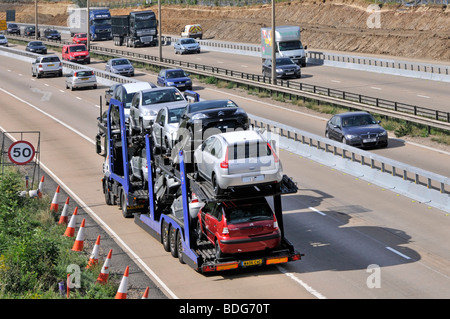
[242,259,262,267]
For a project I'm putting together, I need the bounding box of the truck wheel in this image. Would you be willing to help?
[104,179,112,205]
[162,221,170,252]
[170,227,178,258]
[177,231,185,264]
[121,191,132,218]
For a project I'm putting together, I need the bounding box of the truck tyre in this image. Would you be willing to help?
[121,190,132,218]
[170,227,178,258]
[162,221,170,252]
[104,179,112,205]
[177,231,185,264]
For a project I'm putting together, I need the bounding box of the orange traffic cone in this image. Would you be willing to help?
[58,197,70,224]
[72,218,86,252]
[50,185,60,212]
[86,235,101,269]
[96,249,112,284]
[142,287,149,299]
[115,266,129,299]
[64,207,78,237]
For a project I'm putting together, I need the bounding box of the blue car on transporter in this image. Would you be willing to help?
[157,68,192,91]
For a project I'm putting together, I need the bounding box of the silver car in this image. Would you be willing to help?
[151,105,186,152]
[170,187,204,220]
[105,58,134,77]
[65,69,97,90]
[193,130,283,195]
[0,34,8,47]
[174,38,200,55]
[129,87,188,133]
[31,55,63,78]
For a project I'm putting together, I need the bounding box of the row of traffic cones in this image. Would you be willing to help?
[48,184,149,299]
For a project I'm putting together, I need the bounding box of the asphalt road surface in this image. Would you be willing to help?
[0,48,449,300]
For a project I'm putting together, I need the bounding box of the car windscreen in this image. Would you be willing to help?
[168,107,186,123]
[29,41,43,46]
[342,114,377,127]
[69,45,86,52]
[142,89,184,105]
[188,100,237,113]
[0,35,5,40]
[112,59,130,66]
[78,33,87,38]
[224,202,273,224]
[275,58,294,65]
[75,71,94,77]
[181,39,196,44]
[42,56,60,63]
[228,141,271,161]
[166,70,186,79]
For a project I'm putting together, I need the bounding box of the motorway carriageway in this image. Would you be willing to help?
[0,51,449,299]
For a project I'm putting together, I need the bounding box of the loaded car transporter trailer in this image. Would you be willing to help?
[97,97,303,273]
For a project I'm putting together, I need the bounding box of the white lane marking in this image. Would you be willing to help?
[331,80,341,83]
[45,83,49,87]
[309,206,326,216]
[59,89,65,93]
[417,94,430,99]
[18,73,23,76]
[0,88,179,300]
[370,86,382,90]
[76,96,82,100]
[217,61,224,64]
[277,266,327,299]
[386,247,411,260]
[241,65,248,68]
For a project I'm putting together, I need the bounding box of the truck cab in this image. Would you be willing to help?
[90,8,112,41]
[261,25,307,67]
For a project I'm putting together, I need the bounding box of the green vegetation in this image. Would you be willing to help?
[0,168,119,299]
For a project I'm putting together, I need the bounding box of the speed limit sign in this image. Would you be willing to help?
[8,140,36,165]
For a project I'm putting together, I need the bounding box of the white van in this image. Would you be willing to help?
[181,24,203,40]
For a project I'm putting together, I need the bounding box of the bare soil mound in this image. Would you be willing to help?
[1,0,448,61]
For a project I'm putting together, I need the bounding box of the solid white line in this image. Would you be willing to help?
[309,206,326,216]
[386,246,411,260]
[76,96,82,100]
[59,89,65,93]
[331,80,341,83]
[0,88,94,144]
[417,94,430,99]
[277,266,327,299]
[0,89,179,299]
[370,86,382,90]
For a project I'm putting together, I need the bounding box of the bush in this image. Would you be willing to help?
[0,168,117,299]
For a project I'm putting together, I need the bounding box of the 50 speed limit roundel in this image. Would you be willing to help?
[8,140,36,165]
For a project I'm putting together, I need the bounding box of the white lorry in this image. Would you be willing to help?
[261,25,307,67]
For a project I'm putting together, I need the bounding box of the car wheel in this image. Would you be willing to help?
[212,173,223,196]
[215,239,222,259]
[162,221,170,252]
[342,137,348,145]
[196,219,204,241]
[325,130,330,139]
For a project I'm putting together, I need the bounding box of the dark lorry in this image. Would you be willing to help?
[111,10,158,47]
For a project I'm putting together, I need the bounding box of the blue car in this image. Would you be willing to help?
[157,68,192,91]
[325,111,388,148]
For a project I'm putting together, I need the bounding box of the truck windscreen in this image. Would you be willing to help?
[135,20,157,29]
[93,19,111,26]
[278,40,303,51]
